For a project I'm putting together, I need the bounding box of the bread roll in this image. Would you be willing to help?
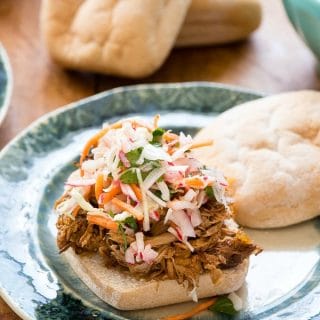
[41,0,261,78]
[176,0,262,47]
[63,249,249,310]
[41,0,191,78]
[193,91,320,228]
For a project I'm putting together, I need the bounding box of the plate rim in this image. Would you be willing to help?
[0,82,264,320]
[0,43,13,127]
[0,81,263,160]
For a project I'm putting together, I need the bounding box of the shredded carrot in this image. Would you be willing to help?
[111,198,144,220]
[87,214,118,232]
[95,174,105,201]
[184,176,205,189]
[101,185,121,204]
[162,298,216,320]
[79,122,123,176]
[130,184,142,201]
[153,114,160,129]
[189,139,214,149]
[72,206,81,217]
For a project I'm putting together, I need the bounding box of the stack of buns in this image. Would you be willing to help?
[41,0,261,78]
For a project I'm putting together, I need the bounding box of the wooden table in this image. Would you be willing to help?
[0,0,319,318]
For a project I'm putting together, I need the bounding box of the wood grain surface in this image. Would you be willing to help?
[0,0,319,319]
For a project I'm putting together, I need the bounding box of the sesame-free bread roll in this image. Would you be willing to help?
[193,91,320,229]
[63,249,249,310]
[176,0,262,47]
[40,0,261,78]
[40,0,191,78]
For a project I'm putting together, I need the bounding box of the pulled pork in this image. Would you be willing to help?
[57,200,261,288]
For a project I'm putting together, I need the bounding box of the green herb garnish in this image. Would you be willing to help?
[151,128,165,144]
[120,169,138,184]
[126,148,143,166]
[108,211,115,218]
[209,296,237,316]
[205,186,215,199]
[124,216,138,231]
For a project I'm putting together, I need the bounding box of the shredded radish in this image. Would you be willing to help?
[171,144,191,161]
[179,132,193,146]
[65,178,96,187]
[120,183,138,202]
[164,208,173,224]
[157,181,170,201]
[113,211,131,221]
[183,189,197,202]
[188,285,198,303]
[168,226,183,241]
[125,232,158,265]
[164,171,184,185]
[135,232,144,255]
[119,151,130,168]
[196,190,207,208]
[146,190,167,207]
[138,143,172,164]
[168,200,198,211]
[136,168,150,232]
[168,210,196,238]
[70,189,101,213]
[55,197,77,219]
[228,292,243,311]
[143,244,158,264]
[125,247,135,265]
[186,208,202,227]
[142,168,166,190]
[82,158,105,173]
[149,209,160,221]
[166,165,189,173]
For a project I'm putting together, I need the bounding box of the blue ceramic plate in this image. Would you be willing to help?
[0,44,13,126]
[0,83,319,320]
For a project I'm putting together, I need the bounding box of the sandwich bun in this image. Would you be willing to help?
[193,91,320,228]
[63,249,249,310]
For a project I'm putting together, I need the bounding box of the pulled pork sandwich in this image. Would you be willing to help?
[55,115,260,310]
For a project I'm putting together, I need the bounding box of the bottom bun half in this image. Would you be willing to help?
[63,249,249,310]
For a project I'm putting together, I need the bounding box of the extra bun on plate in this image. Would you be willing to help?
[194,91,320,229]
[55,116,260,310]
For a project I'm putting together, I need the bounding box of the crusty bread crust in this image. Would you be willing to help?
[63,249,248,310]
[194,90,320,228]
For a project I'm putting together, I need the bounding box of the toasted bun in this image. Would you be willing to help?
[193,91,320,228]
[63,249,248,310]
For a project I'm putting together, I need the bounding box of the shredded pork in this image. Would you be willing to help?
[57,198,260,288]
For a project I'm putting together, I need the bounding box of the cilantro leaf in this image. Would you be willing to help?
[120,169,138,184]
[126,148,143,166]
[205,186,215,199]
[124,216,138,231]
[108,211,115,218]
[151,128,165,144]
[209,296,237,316]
